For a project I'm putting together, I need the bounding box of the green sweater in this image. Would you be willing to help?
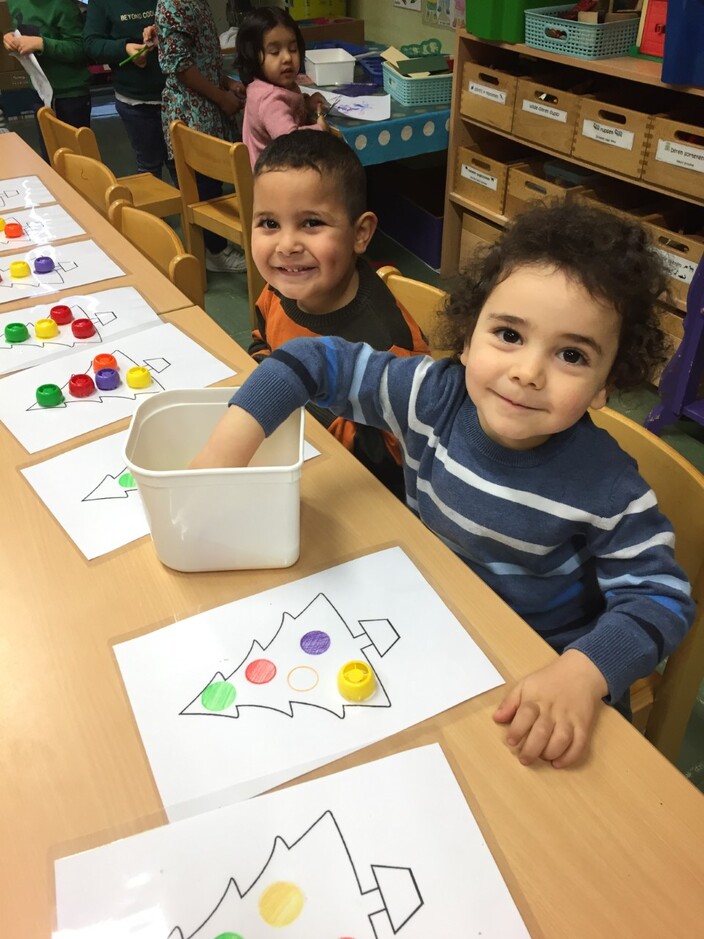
[83,0,165,102]
[7,0,89,99]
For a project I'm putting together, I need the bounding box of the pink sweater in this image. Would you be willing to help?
[242,79,324,168]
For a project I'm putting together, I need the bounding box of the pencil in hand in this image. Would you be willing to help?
[118,43,152,67]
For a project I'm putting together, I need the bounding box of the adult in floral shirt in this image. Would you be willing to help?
[154,0,247,272]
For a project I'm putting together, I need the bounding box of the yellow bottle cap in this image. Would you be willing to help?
[126,366,152,389]
[337,660,376,702]
[10,260,31,278]
[0,217,5,231]
[34,317,59,339]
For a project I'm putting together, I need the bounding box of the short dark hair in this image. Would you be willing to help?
[253,130,367,222]
[235,7,306,86]
[434,201,670,390]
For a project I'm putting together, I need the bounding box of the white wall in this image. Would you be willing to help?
[349,1,455,52]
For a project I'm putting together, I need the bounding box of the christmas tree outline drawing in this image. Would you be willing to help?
[25,349,172,412]
[0,256,78,291]
[167,808,423,939]
[181,592,400,721]
[0,302,118,354]
[82,464,138,502]
[0,187,21,209]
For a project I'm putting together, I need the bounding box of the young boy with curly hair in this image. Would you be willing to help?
[190,202,696,769]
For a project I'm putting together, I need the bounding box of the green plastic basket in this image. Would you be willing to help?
[524,5,640,60]
[382,62,452,107]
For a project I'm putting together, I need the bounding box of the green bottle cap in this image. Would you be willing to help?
[4,322,29,343]
[36,383,65,408]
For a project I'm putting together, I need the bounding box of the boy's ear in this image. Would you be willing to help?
[353,211,377,255]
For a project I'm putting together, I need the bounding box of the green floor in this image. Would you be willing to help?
[12,109,703,790]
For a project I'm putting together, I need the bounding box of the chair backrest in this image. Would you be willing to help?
[53,148,132,218]
[108,199,204,307]
[590,405,704,762]
[376,266,450,358]
[37,106,101,169]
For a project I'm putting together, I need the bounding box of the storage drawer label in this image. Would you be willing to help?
[460,163,498,191]
[581,119,634,150]
[522,99,567,123]
[655,248,698,286]
[655,139,704,174]
[469,82,507,105]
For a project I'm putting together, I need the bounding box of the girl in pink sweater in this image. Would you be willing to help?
[235,7,334,168]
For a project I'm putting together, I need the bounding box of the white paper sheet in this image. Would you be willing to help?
[114,547,503,820]
[0,175,56,212]
[0,321,234,453]
[0,240,124,306]
[0,203,84,253]
[21,433,320,560]
[304,87,391,121]
[0,286,161,375]
[10,30,53,107]
[54,745,529,938]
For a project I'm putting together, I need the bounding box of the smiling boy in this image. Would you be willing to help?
[247,130,429,495]
[192,202,695,768]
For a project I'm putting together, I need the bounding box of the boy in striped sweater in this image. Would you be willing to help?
[191,202,695,769]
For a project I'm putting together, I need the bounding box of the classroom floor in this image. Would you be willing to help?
[10,107,704,792]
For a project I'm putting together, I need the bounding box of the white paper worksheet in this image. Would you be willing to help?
[114,547,504,821]
[54,744,529,939]
[0,321,234,453]
[0,175,56,212]
[0,239,124,306]
[0,286,161,375]
[0,203,84,253]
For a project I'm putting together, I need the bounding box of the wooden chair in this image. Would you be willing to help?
[376,265,451,358]
[108,199,204,307]
[37,106,181,219]
[53,148,133,218]
[591,405,704,764]
[169,119,264,326]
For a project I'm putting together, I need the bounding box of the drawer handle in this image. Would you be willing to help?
[478,71,500,86]
[545,27,567,40]
[657,235,689,254]
[471,157,491,171]
[674,129,704,148]
[525,180,548,195]
[535,91,558,105]
[598,109,627,124]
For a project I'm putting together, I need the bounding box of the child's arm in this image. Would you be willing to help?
[493,651,608,768]
[189,405,265,469]
[20,7,86,63]
[177,67,243,117]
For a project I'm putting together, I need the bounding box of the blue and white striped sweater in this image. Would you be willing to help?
[234,337,695,702]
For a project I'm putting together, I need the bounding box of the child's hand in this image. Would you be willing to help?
[142,24,158,47]
[227,78,246,102]
[8,34,42,55]
[493,650,608,768]
[219,88,244,118]
[3,32,19,52]
[125,42,149,68]
[306,92,327,116]
[188,405,265,470]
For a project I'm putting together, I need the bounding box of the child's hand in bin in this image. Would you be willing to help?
[189,406,264,470]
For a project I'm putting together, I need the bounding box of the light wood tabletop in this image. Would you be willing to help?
[0,132,191,315]
[1,304,703,937]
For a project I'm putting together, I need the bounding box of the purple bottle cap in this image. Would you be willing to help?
[95,367,120,390]
[33,256,55,274]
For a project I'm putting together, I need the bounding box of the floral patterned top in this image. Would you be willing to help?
[155,0,233,157]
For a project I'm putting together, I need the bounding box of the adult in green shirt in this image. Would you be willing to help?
[84,1,173,180]
[2,0,90,160]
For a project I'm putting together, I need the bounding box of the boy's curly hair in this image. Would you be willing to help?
[434,202,670,390]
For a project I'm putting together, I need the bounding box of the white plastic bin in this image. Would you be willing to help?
[304,48,355,85]
[124,388,304,572]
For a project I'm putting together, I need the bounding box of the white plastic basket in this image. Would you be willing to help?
[124,388,304,572]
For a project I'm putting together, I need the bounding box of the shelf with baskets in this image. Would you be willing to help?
[441,31,704,335]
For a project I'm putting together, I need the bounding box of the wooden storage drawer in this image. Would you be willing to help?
[576,178,669,221]
[460,62,519,133]
[572,96,654,178]
[646,220,704,306]
[460,212,503,268]
[642,113,704,200]
[504,161,587,217]
[454,142,528,215]
[511,75,583,155]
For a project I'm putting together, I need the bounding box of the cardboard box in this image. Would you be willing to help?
[460,212,502,269]
[298,18,364,46]
[460,62,519,134]
[511,74,584,156]
[646,219,704,307]
[504,161,587,218]
[572,94,655,179]
[642,112,704,201]
[454,139,528,216]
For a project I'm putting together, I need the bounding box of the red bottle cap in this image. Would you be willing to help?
[68,373,95,398]
[71,318,96,338]
[4,222,23,238]
[50,304,73,325]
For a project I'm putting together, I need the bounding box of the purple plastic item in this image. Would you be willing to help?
[95,367,120,391]
[33,256,55,274]
[645,255,704,434]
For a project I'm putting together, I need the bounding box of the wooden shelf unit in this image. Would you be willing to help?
[441,32,704,333]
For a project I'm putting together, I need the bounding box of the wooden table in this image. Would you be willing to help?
[2,305,704,937]
[0,133,192,315]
